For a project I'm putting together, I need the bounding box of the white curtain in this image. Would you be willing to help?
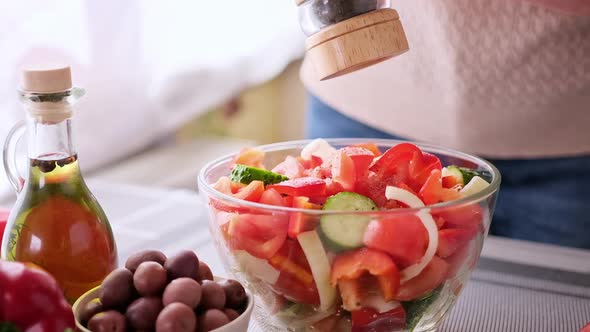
[0,0,305,198]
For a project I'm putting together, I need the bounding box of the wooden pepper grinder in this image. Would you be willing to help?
[297,0,409,80]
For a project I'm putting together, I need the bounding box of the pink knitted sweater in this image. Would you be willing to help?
[301,0,590,158]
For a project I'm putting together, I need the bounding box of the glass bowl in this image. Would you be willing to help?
[198,139,500,332]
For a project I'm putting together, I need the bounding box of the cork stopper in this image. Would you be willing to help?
[19,64,73,93]
[305,9,409,80]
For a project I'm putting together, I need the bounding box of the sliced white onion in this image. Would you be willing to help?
[385,186,425,208]
[362,294,401,313]
[297,231,337,312]
[233,250,280,284]
[400,209,439,283]
[301,138,337,162]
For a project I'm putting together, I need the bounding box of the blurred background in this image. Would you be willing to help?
[0,0,308,198]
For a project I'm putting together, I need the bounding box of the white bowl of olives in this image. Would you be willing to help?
[73,250,254,332]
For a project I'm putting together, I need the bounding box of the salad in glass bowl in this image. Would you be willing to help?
[198,139,500,332]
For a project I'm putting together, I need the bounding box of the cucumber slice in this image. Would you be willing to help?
[444,165,485,185]
[320,192,377,252]
[459,176,490,197]
[231,164,288,185]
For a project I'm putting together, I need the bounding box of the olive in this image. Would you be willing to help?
[199,280,226,310]
[197,261,213,282]
[125,250,167,272]
[126,297,163,331]
[162,277,202,309]
[100,268,134,309]
[79,298,103,326]
[155,303,197,332]
[199,309,230,332]
[134,261,168,296]
[219,279,247,309]
[164,250,200,281]
[87,310,126,332]
[224,308,240,322]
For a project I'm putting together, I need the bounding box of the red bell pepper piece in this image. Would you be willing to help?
[419,169,461,205]
[408,151,442,191]
[331,248,400,311]
[342,146,375,178]
[0,260,75,332]
[267,177,326,197]
[370,143,421,177]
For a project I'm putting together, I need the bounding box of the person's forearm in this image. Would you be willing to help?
[524,0,590,16]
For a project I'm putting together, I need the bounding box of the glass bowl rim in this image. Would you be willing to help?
[197,138,501,215]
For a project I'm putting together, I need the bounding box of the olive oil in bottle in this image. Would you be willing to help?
[1,66,117,302]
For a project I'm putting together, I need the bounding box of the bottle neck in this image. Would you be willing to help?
[26,114,76,160]
[19,88,83,161]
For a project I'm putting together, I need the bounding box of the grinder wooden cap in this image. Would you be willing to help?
[305,8,409,80]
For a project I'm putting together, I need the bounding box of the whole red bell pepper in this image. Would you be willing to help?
[0,260,75,332]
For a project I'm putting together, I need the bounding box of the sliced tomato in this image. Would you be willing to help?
[212,176,233,194]
[355,171,390,207]
[437,226,479,258]
[418,169,461,205]
[433,204,483,229]
[260,188,288,207]
[363,214,428,268]
[579,322,590,332]
[230,181,246,192]
[267,177,326,197]
[233,180,265,202]
[269,239,319,305]
[342,146,375,178]
[331,248,400,310]
[272,156,304,179]
[445,242,472,279]
[227,213,288,259]
[395,256,449,301]
[210,177,265,213]
[351,143,382,157]
[332,150,356,192]
[287,197,321,238]
[299,155,323,170]
[351,306,406,332]
[232,147,265,168]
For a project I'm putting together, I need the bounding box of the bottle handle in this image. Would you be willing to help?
[3,121,26,193]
